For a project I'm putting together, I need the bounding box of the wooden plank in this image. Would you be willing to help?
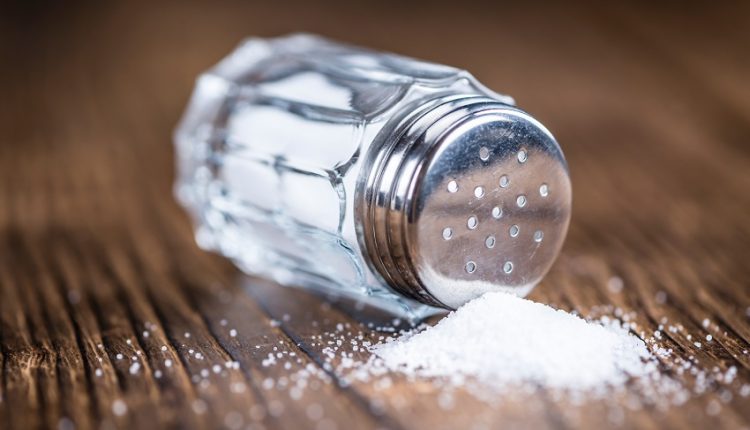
[22,234,95,430]
[0,245,44,430]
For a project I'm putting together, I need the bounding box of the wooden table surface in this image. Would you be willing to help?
[2,1,750,429]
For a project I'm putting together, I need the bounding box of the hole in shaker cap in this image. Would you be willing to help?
[503,261,514,274]
[499,175,510,188]
[465,261,477,274]
[485,235,496,248]
[534,230,544,242]
[491,206,503,219]
[467,216,478,230]
[474,186,485,198]
[442,227,453,240]
[479,146,490,161]
[509,225,519,237]
[517,149,528,163]
[447,180,458,193]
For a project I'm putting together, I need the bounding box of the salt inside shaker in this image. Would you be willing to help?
[175,34,571,319]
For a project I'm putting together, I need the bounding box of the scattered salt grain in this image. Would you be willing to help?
[306,403,324,421]
[192,399,208,415]
[249,404,266,421]
[231,382,246,394]
[224,411,243,430]
[67,290,81,305]
[262,378,274,390]
[654,290,667,304]
[371,292,656,393]
[706,399,721,416]
[267,401,285,417]
[112,399,127,416]
[58,417,74,430]
[607,276,624,293]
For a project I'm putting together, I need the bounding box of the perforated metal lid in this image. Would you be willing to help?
[357,95,571,309]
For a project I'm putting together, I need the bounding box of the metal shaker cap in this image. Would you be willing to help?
[356,95,571,309]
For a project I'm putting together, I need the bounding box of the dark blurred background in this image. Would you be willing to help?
[2,0,749,277]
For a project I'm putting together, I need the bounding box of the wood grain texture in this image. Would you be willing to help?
[1,1,749,429]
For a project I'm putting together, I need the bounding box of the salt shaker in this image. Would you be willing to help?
[175,34,571,318]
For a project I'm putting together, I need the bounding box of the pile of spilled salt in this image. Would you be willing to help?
[370,292,657,392]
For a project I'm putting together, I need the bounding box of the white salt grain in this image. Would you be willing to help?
[112,399,127,416]
[607,276,624,293]
[371,292,656,392]
[654,290,667,304]
[67,290,81,305]
[306,403,324,421]
[192,399,207,415]
[706,399,721,416]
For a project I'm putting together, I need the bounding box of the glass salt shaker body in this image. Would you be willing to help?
[175,34,571,319]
